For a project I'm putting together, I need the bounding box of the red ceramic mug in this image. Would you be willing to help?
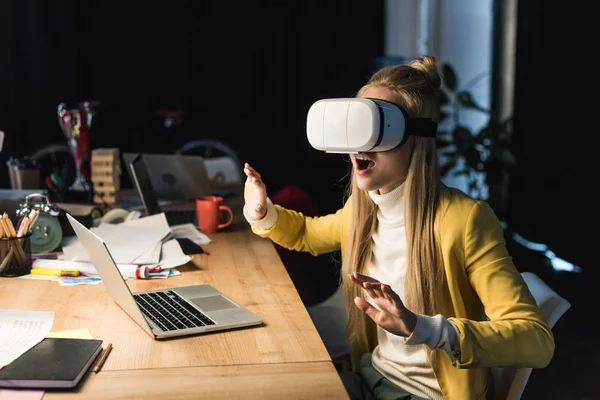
[195,196,234,234]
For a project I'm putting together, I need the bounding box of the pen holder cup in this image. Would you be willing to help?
[0,233,32,277]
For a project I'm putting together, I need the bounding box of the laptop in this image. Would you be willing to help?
[129,153,198,226]
[123,153,213,202]
[66,213,263,339]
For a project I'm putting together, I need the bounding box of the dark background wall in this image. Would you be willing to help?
[508,0,597,277]
[0,0,385,215]
[509,4,599,396]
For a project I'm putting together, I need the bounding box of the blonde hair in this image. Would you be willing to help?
[342,55,444,350]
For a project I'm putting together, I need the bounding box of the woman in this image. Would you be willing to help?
[243,56,553,399]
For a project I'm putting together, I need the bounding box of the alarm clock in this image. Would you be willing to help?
[16,193,63,254]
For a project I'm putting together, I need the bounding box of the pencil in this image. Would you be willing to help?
[93,343,113,373]
[0,215,27,265]
[0,248,14,274]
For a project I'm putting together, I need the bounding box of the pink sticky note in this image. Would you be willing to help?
[0,389,44,400]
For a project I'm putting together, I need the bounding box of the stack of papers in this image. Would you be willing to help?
[170,223,212,245]
[63,214,174,265]
[29,213,193,282]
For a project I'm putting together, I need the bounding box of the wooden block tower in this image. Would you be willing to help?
[91,148,121,204]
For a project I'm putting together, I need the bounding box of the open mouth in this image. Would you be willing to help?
[354,155,375,173]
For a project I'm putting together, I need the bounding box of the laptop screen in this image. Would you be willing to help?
[129,154,162,216]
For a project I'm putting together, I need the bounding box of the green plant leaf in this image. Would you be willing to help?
[469,180,480,193]
[435,138,454,149]
[452,125,472,152]
[456,91,483,111]
[478,119,503,140]
[442,64,458,91]
[436,129,451,138]
[464,147,483,170]
[477,123,493,140]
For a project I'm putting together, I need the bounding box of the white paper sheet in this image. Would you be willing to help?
[121,214,173,265]
[131,240,163,264]
[94,225,171,262]
[170,223,212,245]
[159,239,192,269]
[119,213,170,230]
[0,310,54,369]
[62,224,171,264]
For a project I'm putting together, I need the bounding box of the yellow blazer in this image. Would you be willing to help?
[250,187,554,399]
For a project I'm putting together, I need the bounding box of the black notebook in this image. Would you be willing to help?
[0,338,103,389]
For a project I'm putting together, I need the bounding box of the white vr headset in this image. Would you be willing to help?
[306,98,438,153]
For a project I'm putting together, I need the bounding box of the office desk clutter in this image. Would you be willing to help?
[0,197,348,398]
[6,157,40,190]
[19,212,192,285]
[65,213,262,340]
[0,210,38,277]
[57,101,95,197]
[90,148,121,205]
[16,193,63,255]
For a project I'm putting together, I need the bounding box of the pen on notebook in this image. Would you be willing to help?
[93,343,113,373]
[30,267,80,277]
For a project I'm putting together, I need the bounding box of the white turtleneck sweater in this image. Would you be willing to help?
[244,184,459,400]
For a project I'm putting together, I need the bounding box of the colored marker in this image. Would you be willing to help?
[30,268,80,277]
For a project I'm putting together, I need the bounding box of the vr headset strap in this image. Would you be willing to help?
[369,98,437,139]
[405,118,437,138]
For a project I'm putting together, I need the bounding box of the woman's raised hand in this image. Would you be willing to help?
[243,163,268,220]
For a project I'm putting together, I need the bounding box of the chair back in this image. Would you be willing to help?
[491,272,571,400]
[307,285,350,359]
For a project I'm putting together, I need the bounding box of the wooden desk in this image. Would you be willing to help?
[44,362,345,400]
[0,228,349,398]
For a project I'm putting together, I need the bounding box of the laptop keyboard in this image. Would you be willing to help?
[165,210,197,226]
[133,290,215,332]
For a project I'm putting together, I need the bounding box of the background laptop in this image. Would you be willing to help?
[66,213,263,339]
[129,153,197,226]
[123,153,212,201]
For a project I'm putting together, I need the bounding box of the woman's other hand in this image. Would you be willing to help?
[350,272,417,337]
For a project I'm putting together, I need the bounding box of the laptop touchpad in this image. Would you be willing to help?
[191,295,237,312]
